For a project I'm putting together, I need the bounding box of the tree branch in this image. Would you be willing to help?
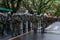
[22,1,34,14]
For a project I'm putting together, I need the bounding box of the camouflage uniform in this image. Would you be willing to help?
[0,15,6,36]
[12,15,20,36]
[32,15,38,33]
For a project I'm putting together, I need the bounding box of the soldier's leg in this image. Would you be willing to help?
[1,24,4,36]
[14,24,18,36]
[28,21,31,31]
[23,22,26,33]
[0,24,3,36]
[6,22,11,34]
[17,24,20,35]
[13,27,15,36]
[41,24,45,33]
[11,25,15,37]
[34,28,37,33]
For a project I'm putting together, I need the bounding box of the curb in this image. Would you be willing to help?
[8,30,33,40]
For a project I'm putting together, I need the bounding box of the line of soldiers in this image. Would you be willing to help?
[0,13,38,37]
[0,13,50,37]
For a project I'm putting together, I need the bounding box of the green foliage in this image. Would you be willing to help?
[0,0,60,16]
[0,0,22,13]
[21,0,57,15]
[21,0,60,16]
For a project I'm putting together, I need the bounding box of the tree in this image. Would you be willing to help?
[21,0,34,14]
[2,0,22,14]
[21,0,55,15]
[0,0,60,15]
[55,4,60,16]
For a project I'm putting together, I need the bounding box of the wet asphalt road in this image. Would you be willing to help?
[13,32,60,40]
[13,21,60,40]
[0,35,11,40]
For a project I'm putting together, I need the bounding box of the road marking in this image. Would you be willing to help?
[46,31,60,34]
[53,26,59,30]
[45,26,52,29]
[8,30,33,40]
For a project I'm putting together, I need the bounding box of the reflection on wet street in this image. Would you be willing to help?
[13,32,60,40]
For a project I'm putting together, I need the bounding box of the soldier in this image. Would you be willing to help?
[28,15,31,32]
[6,14,11,34]
[0,14,4,36]
[22,15,26,33]
[1,14,7,36]
[16,15,21,35]
[32,14,38,33]
[41,15,47,33]
[12,15,20,36]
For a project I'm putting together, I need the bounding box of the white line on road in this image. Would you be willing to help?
[53,26,59,30]
[45,26,52,29]
[8,30,33,40]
